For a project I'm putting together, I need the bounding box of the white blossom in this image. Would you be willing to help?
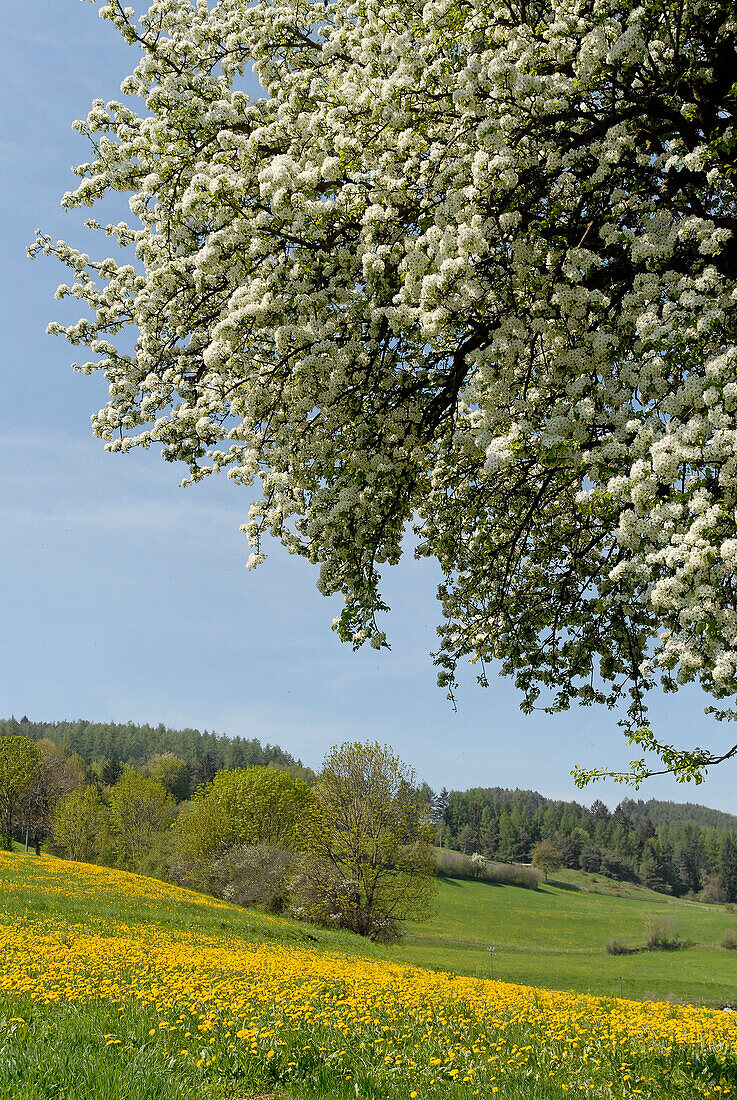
[32,0,737,778]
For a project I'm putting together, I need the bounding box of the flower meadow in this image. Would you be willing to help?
[1,853,736,1099]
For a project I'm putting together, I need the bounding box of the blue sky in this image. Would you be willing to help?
[2,1,737,811]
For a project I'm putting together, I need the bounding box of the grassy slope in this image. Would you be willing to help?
[0,850,383,962]
[6,849,736,1005]
[2,853,737,1100]
[0,854,388,1100]
[385,873,737,1006]
[9,848,736,1006]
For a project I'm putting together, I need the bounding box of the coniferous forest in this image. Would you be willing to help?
[0,716,314,788]
[432,786,737,901]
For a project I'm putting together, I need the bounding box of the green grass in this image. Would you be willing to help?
[0,996,215,1100]
[0,994,596,1100]
[4,849,736,1006]
[6,848,736,1006]
[552,866,731,903]
[385,874,737,1005]
[0,850,381,960]
[1,853,736,1100]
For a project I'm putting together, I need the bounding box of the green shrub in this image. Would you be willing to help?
[644,916,685,951]
[606,937,635,955]
[212,843,294,913]
[174,843,295,914]
[435,849,539,889]
[721,927,737,950]
[435,849,476,879]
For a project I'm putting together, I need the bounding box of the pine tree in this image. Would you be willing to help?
[719,834,737,903]
[496,809,518,863]
[196,752,217,790]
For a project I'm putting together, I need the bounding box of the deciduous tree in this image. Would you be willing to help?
[51,785,110,863]
[143,752,191,802]
[296,742,435,940]
[530,839,563,884]
[175,765,312,858]
[35,0,737,783]
[19,740,85,855]
[109,769,175,867]
[0,736,40,849]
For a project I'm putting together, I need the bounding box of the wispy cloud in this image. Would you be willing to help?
[0,497,239,535]
[0,428,248,535]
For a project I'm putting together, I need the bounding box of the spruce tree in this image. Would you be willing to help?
[719,835,737,904]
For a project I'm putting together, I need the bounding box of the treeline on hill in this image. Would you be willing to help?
[3,717,737,918]
[0,716,315,786]
[433,787,737,903]
[0,730,435,942]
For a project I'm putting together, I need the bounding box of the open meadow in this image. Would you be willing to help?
[1,852,736,1099]
[386,872,737,1006]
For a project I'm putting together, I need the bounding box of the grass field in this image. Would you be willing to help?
[386,873,737,1006]
[1,852,737,1098]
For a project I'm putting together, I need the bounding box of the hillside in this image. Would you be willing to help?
[387,871,737,1006]
[441,786,737,832]
[3,717,737,907]
[1,851,736,1100]
[437,786,737,902]
[628,798,737,831]
[0,715,314,783]
[4,716,735,830]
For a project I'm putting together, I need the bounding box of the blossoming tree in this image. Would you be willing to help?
[34,0,737,782]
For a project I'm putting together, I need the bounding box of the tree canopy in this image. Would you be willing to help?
[143,752,191,801]
[52,785,109,863]
[0,736,40,849]
[0,717,312,780]
[298,742,435,940]
[176,765,313,857]
[35,0,737,782]
[530,838,563,883]
[109,769,175,867]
